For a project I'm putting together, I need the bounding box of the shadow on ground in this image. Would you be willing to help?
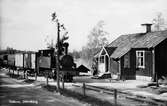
[23,79,36,84]
[6,73,25,80]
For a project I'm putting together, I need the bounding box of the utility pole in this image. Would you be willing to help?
[51,12,68,92]
[56,21,60,91]
[51,12,60,91]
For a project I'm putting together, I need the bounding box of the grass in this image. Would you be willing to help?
[42,85,58,92]
[6,72,21,79]
[60,89,119,106]
[41,84,120,106]
[23,79,36,84]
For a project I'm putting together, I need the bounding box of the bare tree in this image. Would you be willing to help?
[87,20,109,49]
[152,12,167,31]
[81,20,109,68]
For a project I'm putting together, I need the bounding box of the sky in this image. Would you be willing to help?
[0,0,167,52]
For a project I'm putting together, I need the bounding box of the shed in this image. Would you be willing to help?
[77,65,90,73]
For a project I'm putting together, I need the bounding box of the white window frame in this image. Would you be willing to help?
[100,55,105,63]
[136,50,145,69]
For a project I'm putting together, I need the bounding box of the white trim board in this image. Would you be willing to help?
[136,75,151,81]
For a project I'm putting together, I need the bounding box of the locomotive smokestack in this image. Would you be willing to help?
[63,43,69,55]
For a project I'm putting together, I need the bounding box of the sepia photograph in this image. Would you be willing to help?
[0,0,167,106]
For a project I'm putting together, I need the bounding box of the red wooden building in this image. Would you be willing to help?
[95,24,167,81]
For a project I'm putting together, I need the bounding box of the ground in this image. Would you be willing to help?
[1,68,167,106]
[0,69,87,106]
[73,75,167,102]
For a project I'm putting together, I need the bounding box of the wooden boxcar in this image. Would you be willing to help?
[15,53,24,69]
[7,54,16,69]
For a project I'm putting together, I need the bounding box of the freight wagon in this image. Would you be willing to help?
[23,52,37,75]
[0,54,4,68]
[14,52,36,75]
[7,54,16,70]
[15,53,24,69]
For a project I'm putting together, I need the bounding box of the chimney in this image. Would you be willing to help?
[141,23,152,33]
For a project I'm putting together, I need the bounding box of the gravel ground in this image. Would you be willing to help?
[0,69,88,106]
[1,68,167,106]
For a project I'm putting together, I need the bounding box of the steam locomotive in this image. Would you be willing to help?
[0,45,79,82]
[37,47,78,81]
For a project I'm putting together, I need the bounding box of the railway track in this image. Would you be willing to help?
[72,83,167,106]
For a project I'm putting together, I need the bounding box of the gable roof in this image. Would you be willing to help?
[76,65,90,72]
[104,47,117,56]
[133,30,167,48]
[94,46,116,58]
[108,30,167,59]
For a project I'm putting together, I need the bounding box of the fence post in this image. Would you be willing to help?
[17,69,19,76]
[46,71,49,86]
[35,72,37,81]
[156,72,159,87]
[62,78,64,90]
[8,68,11,77]
[62,74,64,90]
[82,83,86,96]
[13,69,14,75]
[114,89,117,105]
[26,70,28,79]
[24,69,25,79]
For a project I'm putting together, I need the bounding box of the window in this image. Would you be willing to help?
[100,56,104,63]
[124,52,130,68]
[136,51,145,68]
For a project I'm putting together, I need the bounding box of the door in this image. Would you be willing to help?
[105,55,109,72]
[98,55,105,73]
